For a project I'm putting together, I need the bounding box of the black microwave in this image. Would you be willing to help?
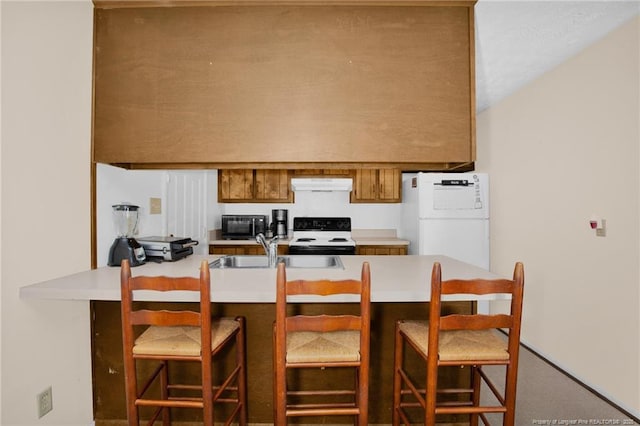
[221,215,268,240]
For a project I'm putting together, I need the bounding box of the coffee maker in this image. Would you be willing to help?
[108,203,146,267]
[272,209,288,238]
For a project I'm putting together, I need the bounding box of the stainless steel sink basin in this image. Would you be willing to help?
[278,255,344,269]
[209,255,270,269]
[209,255,344,269]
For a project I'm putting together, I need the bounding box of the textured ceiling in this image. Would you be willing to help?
[475,1,640,111]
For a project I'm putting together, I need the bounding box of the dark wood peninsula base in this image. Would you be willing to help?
[92,300,473,424]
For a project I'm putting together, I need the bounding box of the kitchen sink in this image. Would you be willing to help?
[209,255,344,269]
[278,255,344,269]
[209,255,270,269]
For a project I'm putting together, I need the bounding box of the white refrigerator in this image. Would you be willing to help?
[400,172,490,270]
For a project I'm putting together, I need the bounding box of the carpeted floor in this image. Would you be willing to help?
[481,344,638,426]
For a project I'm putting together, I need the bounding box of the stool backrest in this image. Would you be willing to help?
[120,259,212,355]
[275,262,371,338]
[428,261,525,364]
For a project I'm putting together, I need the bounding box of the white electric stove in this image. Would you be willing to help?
[288,217,356,255]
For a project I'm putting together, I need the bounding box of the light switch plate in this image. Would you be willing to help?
[150,197,162,215]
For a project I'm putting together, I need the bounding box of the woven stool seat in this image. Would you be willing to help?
[398,321,509,362]
[133,319,240,357]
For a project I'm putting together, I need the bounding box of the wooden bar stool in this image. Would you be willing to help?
[393,261,524,426]
[273,262,371,425]
[120,259,247,426]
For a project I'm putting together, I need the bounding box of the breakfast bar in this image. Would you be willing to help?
[20,255,507,424]
[20,254,503,303]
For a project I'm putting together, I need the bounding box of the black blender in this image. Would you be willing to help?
[108,203,146,267]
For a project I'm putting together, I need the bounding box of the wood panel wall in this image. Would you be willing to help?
[93,2,476,169]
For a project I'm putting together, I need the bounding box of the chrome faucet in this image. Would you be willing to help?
[256,233,279,267]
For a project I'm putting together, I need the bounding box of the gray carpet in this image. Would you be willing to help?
[481,344,638,425]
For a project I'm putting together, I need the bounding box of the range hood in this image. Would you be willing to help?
[290,178,353,192]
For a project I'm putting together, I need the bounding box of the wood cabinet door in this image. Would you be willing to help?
[210,245,260,255]
[210,246,243,255]
[351,169,401,203]
[218,169,254,202]
[254,170,292,202]
[351,169,378,202]
[356,245,407,255]
[378,169,402,202]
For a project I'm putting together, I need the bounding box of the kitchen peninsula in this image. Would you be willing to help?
[21,254,505,424]
[21,255,501,303]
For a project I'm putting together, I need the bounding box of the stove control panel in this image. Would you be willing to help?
[293,217,351,232]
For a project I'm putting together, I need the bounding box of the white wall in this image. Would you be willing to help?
[97,164,167,266]
[96,164,216,265]
[1,1,94,425]
[476,16,640,415]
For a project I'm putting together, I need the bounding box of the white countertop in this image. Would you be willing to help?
[209,238,409,246]
[352,237,409,246]
[210,238,293,246]
[209,229,409,246]
[19,255,506,303]
[351,229,410,246]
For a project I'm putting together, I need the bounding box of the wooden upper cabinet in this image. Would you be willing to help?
[351,169,401,203]
[218,169,254,202]
[378,169,402,202]
[254,170,292,202]
[218,169,293,203]
[352,170,378,202]
[93,3,476,169]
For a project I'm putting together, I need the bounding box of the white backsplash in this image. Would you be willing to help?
[219,181,404,232]
[97,166,405,265]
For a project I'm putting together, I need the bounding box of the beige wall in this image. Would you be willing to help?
[1,1,94,425]
[477,16,640,414]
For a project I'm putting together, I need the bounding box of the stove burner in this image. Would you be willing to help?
[329,238,348,242]
[296,238,316,242]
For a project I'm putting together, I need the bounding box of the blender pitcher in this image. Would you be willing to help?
[108,203,146,267]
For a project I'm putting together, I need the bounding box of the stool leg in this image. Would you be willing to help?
[237,318,248,425]
[425,358,437,426]
[358,365,368,426]
[392,322,403,426]
[124,358,139,426]
[273,328,286,425]
[470,365,480,426]
[160,360,170,426]
[503,363,517,426]
[202,357,213,426]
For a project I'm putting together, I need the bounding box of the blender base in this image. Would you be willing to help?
[108,237,146,267]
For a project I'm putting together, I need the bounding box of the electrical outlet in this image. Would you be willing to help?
[149,197,162,215]
[37,386,53,418]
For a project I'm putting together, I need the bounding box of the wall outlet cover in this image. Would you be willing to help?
[37,386,53,418]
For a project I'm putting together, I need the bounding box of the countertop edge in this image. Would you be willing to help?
[19,255,507,303]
